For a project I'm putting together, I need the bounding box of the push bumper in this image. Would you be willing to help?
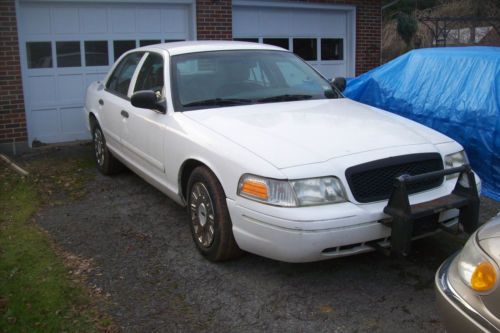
[384,164,480,256]
[435,254,499,333]
[227,165,480,263]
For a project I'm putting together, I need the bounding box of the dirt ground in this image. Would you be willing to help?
[17,144,500,332]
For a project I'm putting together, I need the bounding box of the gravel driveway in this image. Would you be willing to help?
[27,145,499,332]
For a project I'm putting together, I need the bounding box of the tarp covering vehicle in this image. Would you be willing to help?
[345,47,500,201]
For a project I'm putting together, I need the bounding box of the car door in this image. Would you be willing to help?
[101,52,144,151]
[121,51,166,174]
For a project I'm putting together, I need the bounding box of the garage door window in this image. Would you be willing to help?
[234,38,259,43]
[26,42,52,68]
[293,38,317,61]
[106,52,143,98]
[85,41,108,66]
[263,38,289,50]
[56,41,81,67]
[321,39,343,61]
[114,40,136,61]
[140,40,161,47]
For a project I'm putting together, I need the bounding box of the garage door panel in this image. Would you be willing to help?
[233,8,260,37]
[318,12,346,34]
[292,11,346,36]
[31,109,60,140]
[61,107,87,134]
[22,4,51,35]
[28,76,56,107]
[52,7,80,34]
[137,8,162,33]
[80,7,108,34]
[110,8,136,33]
[162,7,189,33]
[58,74,84,104]
[258,9,291,35]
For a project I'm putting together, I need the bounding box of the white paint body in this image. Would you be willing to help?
[85,42,480,262]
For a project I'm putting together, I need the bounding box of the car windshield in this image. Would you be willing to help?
[171,50,342,111]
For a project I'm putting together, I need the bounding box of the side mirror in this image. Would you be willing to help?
[331,77,346,93]
[131,90,166,114]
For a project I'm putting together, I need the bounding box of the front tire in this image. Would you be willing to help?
[187,166,243,262]
[92,124,122,175]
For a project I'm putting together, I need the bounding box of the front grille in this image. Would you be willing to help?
[345,153,444,203]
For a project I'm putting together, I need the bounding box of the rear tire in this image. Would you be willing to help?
[92,124,123,175]
[187,166,243,262]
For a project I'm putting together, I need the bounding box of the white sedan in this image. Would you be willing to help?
[85,41,481,262]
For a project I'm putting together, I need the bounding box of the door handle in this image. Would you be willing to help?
[98,99,104,105]
[121,110,129,118]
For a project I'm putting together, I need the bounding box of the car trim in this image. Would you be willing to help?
[436,253,499,333]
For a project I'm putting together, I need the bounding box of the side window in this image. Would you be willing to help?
[106,52,143,97]
[134,53,164,94]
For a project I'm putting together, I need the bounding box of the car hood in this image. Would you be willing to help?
[183,98,452,169]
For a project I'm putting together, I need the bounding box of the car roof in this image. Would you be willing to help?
[137,40,288,56]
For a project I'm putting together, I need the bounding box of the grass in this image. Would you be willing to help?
[0,151,101,332]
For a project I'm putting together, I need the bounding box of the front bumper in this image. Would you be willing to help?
[227,197,460,263]
[227,167,480,263]
[435,254,499,333]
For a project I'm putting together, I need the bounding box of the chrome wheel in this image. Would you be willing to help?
[94,128,105,166]
[189,182,215,248]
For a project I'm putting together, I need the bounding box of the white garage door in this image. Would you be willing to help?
[18,1,194,145]
[233,2,355,80]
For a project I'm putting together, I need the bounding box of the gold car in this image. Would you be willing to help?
[436,215,500,332]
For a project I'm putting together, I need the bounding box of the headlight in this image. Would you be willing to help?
[237,174,346,207]
[457,235,498,293]
[444,150,468,179]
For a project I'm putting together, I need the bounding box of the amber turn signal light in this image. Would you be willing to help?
[471,262,497,292]
[240,179,269,200]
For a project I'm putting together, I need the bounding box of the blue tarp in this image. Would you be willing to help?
[345,46,500,201]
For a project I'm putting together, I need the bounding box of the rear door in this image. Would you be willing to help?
[121,52,166,174]
[101,52,144,151]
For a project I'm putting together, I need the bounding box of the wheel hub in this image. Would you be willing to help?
[197,203,207,226]
[190,182,215,248]
[94,129,104,166]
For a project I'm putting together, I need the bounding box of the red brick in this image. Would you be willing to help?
[0,0,26,144]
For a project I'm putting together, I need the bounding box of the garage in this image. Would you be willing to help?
[17,1,195,144]
[2,0,380,151]
[233,1,356,80]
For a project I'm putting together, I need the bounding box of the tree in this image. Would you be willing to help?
[397,13,418,47]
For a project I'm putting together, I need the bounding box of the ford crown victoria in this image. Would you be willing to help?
[85,41,481,262]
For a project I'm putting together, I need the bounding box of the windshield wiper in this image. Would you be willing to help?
[257,94,313,103]
[183,98,253,107]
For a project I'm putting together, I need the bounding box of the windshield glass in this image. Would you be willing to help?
[171,50,342,111]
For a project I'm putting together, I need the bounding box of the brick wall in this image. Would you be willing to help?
[196,0,232,40]
[0,0,27,148]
